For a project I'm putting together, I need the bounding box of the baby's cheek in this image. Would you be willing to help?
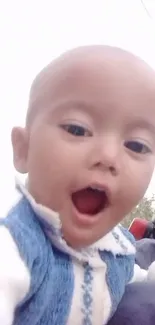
[123,164,152,202]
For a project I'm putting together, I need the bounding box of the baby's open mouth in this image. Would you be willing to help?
[72,187,109,215]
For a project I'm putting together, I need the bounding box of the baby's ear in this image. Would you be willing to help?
[11,127,29,174]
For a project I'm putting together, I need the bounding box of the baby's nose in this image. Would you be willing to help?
[89,136,121,175]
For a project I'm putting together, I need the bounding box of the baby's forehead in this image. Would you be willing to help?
[27,46,155,125]
[31,46,155,87]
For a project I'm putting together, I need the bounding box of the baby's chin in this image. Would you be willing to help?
[62,224,103,249]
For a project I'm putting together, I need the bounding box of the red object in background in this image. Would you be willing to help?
[129,218,155,240]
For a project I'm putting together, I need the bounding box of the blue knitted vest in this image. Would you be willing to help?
[0,197,135,325]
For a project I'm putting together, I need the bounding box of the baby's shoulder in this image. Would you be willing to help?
[99,243,135,286]
[118,224,135,245]
[0,198,66,313]
[0,197,52,268]
[98,226,136,317]
[98,226,135,298]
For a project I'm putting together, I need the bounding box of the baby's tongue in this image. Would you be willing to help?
[72,188,103,215]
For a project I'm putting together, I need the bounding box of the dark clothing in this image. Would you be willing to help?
[108,238,155,325]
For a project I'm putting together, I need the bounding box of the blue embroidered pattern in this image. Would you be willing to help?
[112,230,128,252]
[81,263,93,325]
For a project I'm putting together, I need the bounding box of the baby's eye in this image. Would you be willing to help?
[124,140,151,154]
[61,124,92,137]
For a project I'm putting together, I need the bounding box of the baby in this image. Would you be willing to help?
[1,45,155,325]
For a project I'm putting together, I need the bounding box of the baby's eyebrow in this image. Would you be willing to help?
[54,99,95,111]
[131,120,155,136]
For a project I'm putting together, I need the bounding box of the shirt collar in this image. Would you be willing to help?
[16,179,135,266]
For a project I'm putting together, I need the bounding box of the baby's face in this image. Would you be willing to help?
[12,47,155,248]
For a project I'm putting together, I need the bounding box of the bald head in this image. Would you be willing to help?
[26,45,155,126]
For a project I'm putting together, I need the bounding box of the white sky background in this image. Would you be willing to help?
[0,0,155,214]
